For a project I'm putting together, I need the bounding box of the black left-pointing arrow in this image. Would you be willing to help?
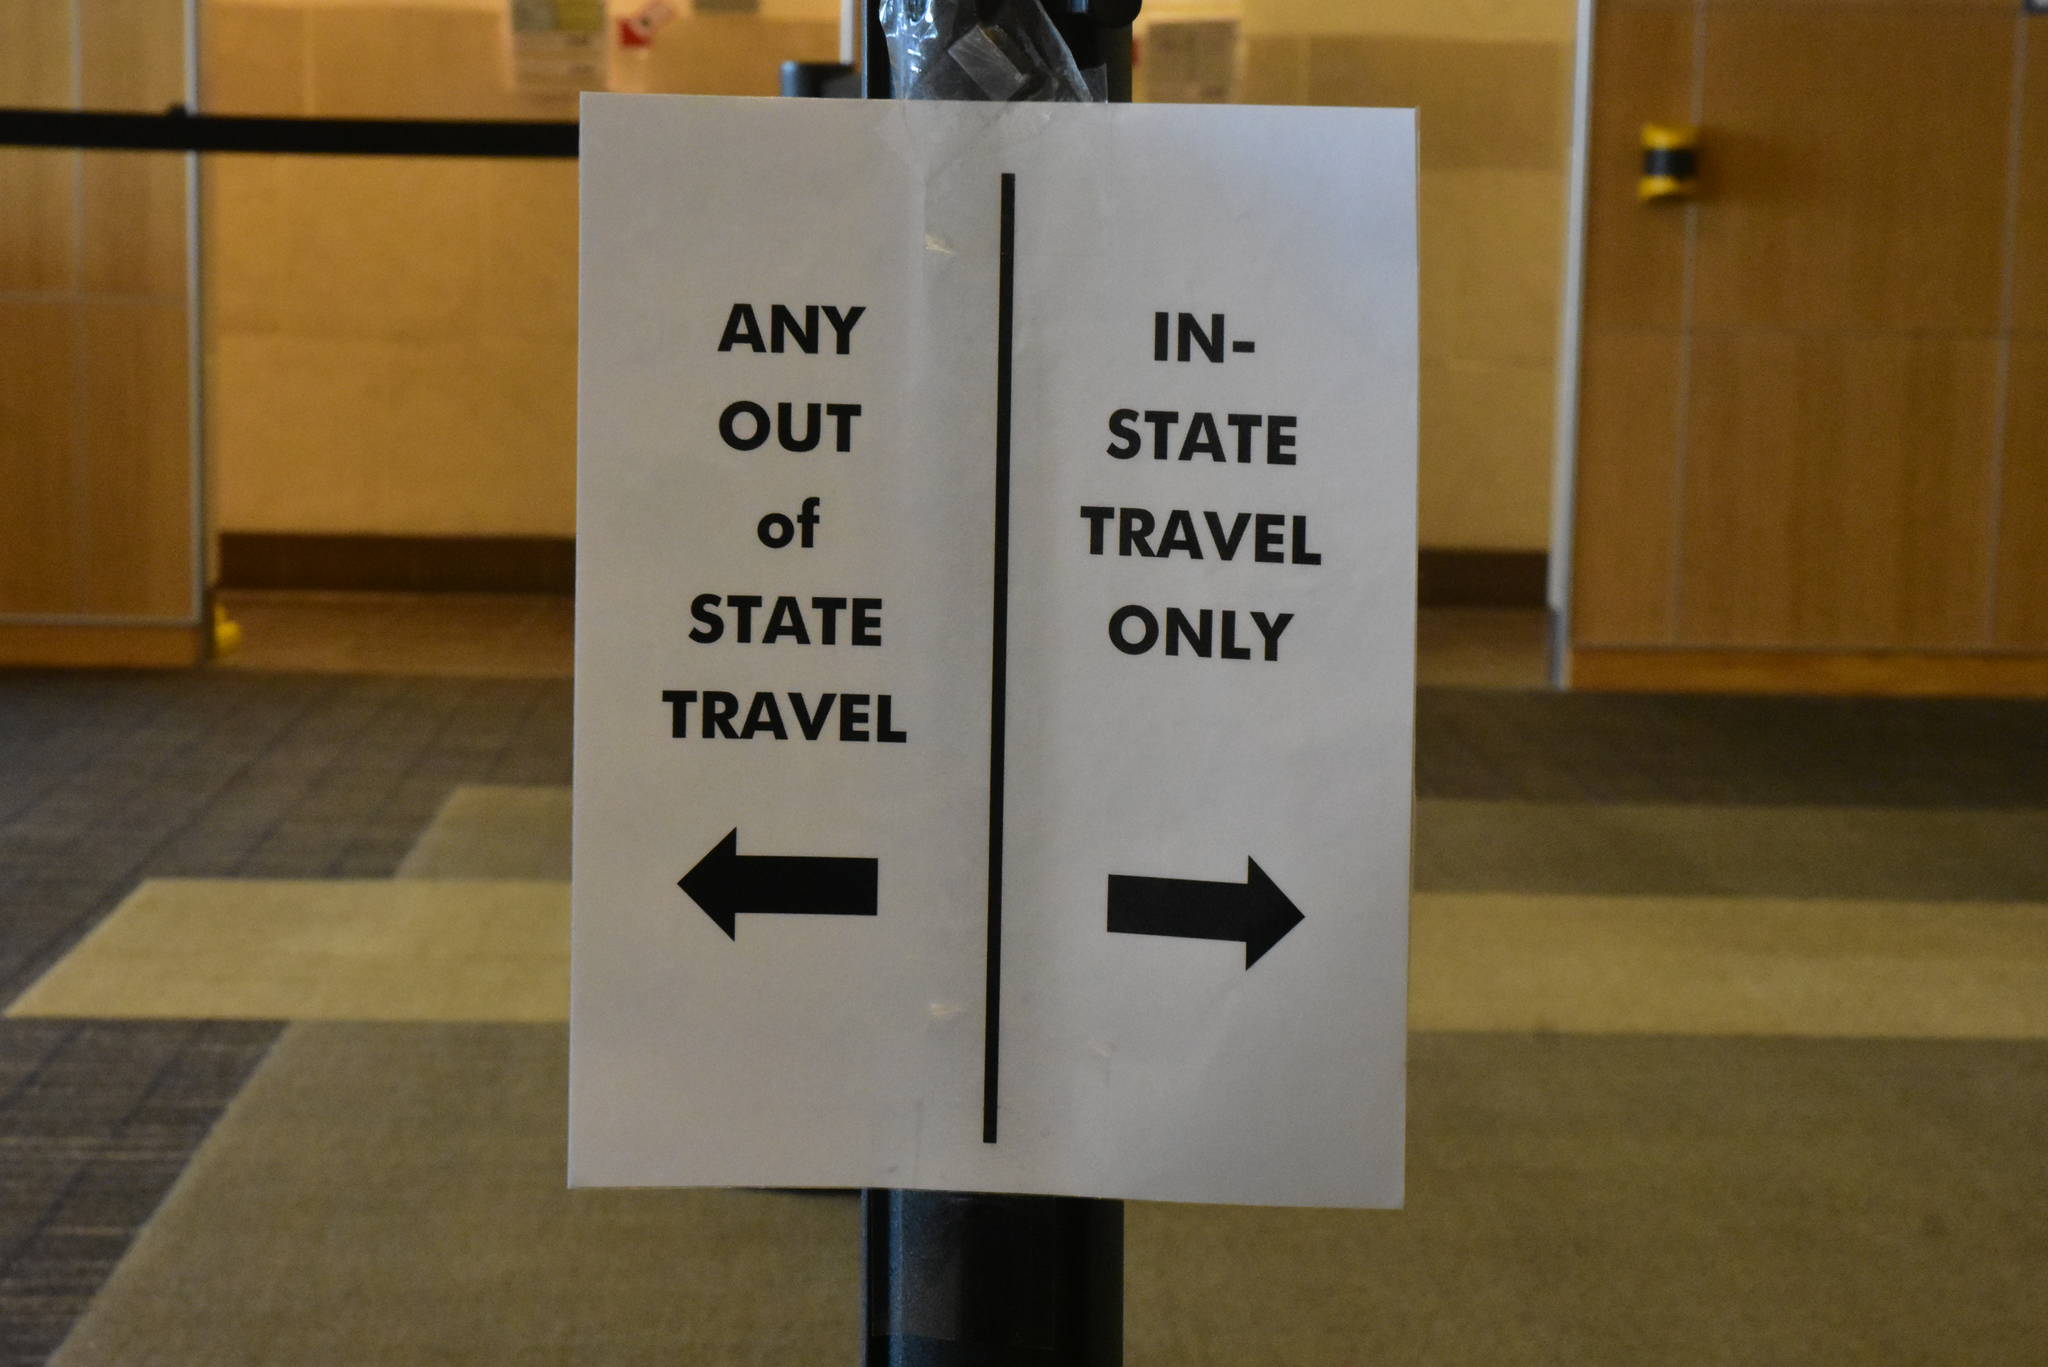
[678,829,878,941]
[1107,858,1305,969]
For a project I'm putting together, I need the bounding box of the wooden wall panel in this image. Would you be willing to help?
[1677,334,1997,648]
[0,0,199,658]
[1994,335,2048,646]
[1570,330,1683,642]
[0,2,71,104]
[1568,0,1693,644]
[78,0,187,109]
[78,301,194,617]
[1571,0,2041,686]
[75,0,195,623]
[0,301,81,616]
[0,0,77,294]
[77,0,189,297]
[1579,0,1694,333]
[0,5,77,619]
[1690,4,2013,333]
[1998,34,2048,646]
[0,150,79,294]
[81,152,187,296]
[2014,28,2048,333]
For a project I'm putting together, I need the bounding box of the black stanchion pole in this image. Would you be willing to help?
[848,3,1138,1363]
[863,1190,1124,1365]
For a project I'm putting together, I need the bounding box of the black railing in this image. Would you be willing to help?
[0,107,577,158]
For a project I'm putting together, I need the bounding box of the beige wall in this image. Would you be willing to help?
[207,0,1573,552]
[1231,0,1574,552]
[204,0,838,539]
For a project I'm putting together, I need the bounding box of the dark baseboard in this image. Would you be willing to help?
[1418,549,1547,608]
[219,533,575,595]
[220,534,1547,607]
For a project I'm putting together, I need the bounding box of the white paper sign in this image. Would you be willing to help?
[572,94,1416,1208]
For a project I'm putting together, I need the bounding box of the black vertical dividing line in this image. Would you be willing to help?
[984,172,1016,1145]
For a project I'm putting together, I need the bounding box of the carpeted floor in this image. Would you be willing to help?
[42,1024,2048,1367]
[0,673,568,1367]
[4,668,2048,1364]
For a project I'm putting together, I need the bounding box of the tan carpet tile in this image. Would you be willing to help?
[1413,893,2048,1037]
[397,786,573,881]
[6,880,566,1023]
[389,785,2048,900]
[50,1024,2048,1365]
[1415,799,2048,899]
[48,1024,854,1367]
[15,879,2048,1039]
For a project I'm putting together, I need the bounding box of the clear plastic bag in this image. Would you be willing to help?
[878,0,1103,102]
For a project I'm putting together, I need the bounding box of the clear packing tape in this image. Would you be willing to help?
[880,0,1104,102]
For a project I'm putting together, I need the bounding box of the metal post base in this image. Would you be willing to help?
[863,1189,1124,1366]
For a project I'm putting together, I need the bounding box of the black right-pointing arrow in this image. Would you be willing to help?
[1106,858,1305,969]
[678,829,878,941]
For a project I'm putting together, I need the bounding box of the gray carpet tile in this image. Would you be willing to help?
[1135,1031,2048,1365]
[0,672,571,1004]
[0,671,571,1366]
[1416,800,2048,899]
[0,1021,275,1367]
[1416,689,2048,806]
